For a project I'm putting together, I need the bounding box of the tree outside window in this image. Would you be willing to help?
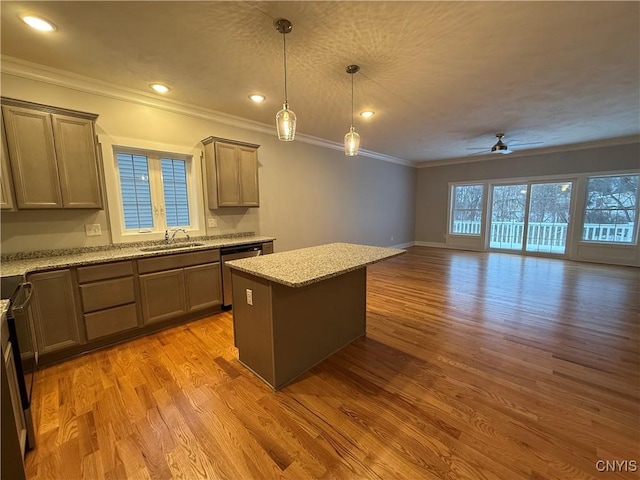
[582,174,638,243]
[450,184,484,235]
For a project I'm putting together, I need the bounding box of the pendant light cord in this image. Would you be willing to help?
[350,71,354,128]
[283,33,288,103]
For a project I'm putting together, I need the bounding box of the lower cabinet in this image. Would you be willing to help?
[185,263,223,312]
[27,269,82,355]
[139,269,187,324]
[77,261,139,341]
[14,246,239,365]
[3,341,27,455]
[138,249,222,325]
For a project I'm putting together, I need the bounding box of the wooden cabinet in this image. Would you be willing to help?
[26,269,82,355]
[185,263,223,312]
[1,98,102,209]
[139,269,187,325]
[202,137,259,209]
[77,261,139,341]
[138,249,222,325]
[3,341,27,455]
[262,241,274,255]
[0,111,16,210]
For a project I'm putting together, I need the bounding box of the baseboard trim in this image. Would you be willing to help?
[390,241,416,249]
[414,241,482,252]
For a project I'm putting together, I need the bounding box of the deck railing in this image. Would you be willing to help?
[452,221,635,249]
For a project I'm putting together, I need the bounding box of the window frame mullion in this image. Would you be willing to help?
[147,154,167,231]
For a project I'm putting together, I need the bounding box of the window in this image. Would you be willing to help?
[582,174,639,244]
[450,184,484,235]
[116,148,193,234]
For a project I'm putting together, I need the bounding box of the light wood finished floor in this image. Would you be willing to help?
[24,247,639,480]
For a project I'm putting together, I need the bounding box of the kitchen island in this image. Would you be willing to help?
[227,243,404,390]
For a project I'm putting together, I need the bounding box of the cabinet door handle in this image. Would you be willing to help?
[11,282,33,313]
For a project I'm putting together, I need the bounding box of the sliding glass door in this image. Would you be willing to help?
[526,182,572,253]
[489,184,527,250]
[489,181,573,255]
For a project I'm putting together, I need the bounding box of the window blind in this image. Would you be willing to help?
[117,153,153,229]
[161,158,190,227]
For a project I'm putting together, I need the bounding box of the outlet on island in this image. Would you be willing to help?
[246,288,253,306]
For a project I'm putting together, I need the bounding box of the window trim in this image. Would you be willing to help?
[100,136,206,244]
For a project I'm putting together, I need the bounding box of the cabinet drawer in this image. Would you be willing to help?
[77,261,133,283]
[80,277,135,313]
[84,303,138,341]
[137,249,219,274]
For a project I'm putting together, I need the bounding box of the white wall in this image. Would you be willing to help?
[415,142,640,266]
[0,69,416,254]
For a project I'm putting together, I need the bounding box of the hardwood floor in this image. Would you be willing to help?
[24,247,639,480]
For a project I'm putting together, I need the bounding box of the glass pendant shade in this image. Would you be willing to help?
[276,103,296,141]
[344,126,360,156]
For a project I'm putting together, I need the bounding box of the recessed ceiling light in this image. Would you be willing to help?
[249,94,266,103]
[360,111,375,118]
[150,84,170,94]
[21,15,56,32]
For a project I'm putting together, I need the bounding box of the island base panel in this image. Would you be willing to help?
[231,268,366,390]
[231,273,275,386]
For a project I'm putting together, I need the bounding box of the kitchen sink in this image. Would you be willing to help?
[140,242,205,252]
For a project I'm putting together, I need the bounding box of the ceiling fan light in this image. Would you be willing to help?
[276,103,296,141]
[345,126,360,156]
[491,144,511,154]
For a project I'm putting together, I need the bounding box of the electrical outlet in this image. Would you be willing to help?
[208,218,218,228]
[246,289,253,306]
[85,224,102,237]
[391,236,394,242]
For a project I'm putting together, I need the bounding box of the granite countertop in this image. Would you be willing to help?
[0,235,275,277]
[227,242,405,288]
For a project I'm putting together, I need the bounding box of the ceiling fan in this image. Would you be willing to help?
[466,133,543,155]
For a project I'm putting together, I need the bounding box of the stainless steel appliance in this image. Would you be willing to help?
[221,244,262,307]
[1,278,37,451]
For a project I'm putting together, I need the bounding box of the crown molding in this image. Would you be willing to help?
[416,135,640,168]
[0,56,412,167]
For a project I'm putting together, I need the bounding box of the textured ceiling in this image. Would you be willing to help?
[1,1,639,164]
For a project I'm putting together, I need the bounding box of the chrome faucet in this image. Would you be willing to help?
[165,228,190,243]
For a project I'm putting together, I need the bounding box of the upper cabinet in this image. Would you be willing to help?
[202,136,260,209]
[1,98,103,209]
[0,110,16,210]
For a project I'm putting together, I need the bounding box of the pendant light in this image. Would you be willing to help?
[344,65,360,156]
[274,18,296,141]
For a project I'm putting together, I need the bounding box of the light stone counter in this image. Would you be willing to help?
[227,242,405,288]
[1,235,275,278]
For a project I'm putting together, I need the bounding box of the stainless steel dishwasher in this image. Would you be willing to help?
[221,244,263,307]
